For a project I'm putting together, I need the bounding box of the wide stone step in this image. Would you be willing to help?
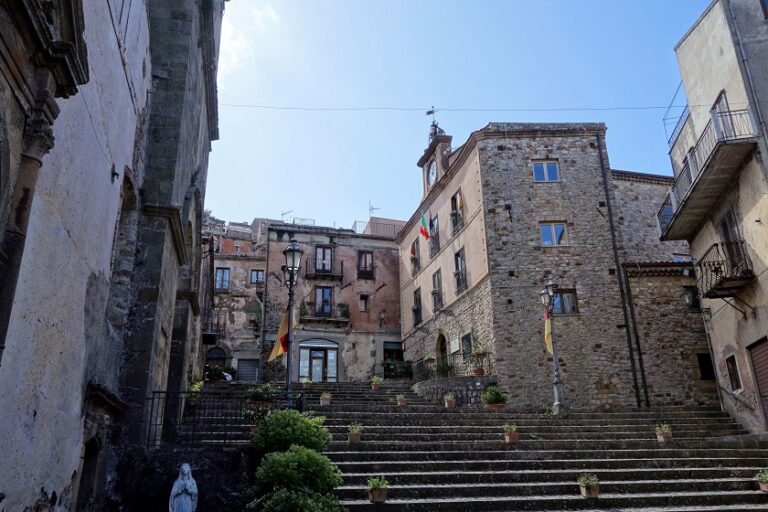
[334,456,768,473]
[325,423,744,435]
[341,490,768,511]
[319,412,736,425]
[324,448,768,462]
[315,406,732,417]
[339,467,763,486]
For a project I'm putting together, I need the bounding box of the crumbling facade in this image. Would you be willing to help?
[262,221,404,383]
[397,122,716,410]
[0,1,224,509]
[656,0,768,432]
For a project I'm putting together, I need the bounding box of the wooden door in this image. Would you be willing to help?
[748,338,768,426]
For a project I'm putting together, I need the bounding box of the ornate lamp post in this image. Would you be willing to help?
[282,239,303,407]
[540,279,568,415]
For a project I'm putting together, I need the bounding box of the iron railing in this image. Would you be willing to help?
[658,109,756,234]
[431,290,443,311]
[351,221,404,239]
[455,271,467,293]
[696,240,754,298]
[667,105,690,146]
[299,301,349,321]
[412,306,422,326]
[412,351,495,383]
[450,211,464,235]
[373,361,414,380]
[429,234,441,257]
[410,257,420,277]
[357,266,375,280]
[305,257,343,278]
[145,390,303,448]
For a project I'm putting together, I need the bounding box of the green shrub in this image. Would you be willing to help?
[655,423,671,434]
[577,473,599,487]
[755,468,768,483]
[247,489,344,512]
[255,445,343,496]
[367,476,389,490]
[348,423,363,434]
[443,393,455,401]
[481,386,508,405]
[252,409,331,454]
[371,376,384,385]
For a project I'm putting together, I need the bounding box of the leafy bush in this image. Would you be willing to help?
[443,393,455,401]
[371,376,384,385]
[367,476,389,490]
[348,423,363,434]
[481,386,508,405]
[656,423,671,434]
[255,445,343,496]
[577,473,599,487]
[755,468,768,483]
[254,489,345,512]
[252,409,331,454]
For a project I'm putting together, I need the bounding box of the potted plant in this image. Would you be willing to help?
[367,476,389,503]
[395,393,407,406]
[302,377,312,389]
[503,424,519,444]
[371,375,384,391]
[481,386,508,410]
[656,423,672,443]
[348,423,363,444]
[424,357,436,365]
[755,468,768,492]
[187,380,204,411]
[577,473,599,499]
[337,302,349,318]
[320,392,332,406]
[444,393,456,409]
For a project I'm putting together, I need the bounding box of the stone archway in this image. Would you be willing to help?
[436,333,448,365]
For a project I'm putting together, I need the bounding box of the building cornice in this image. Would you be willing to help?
[176,289,201,316]
[611,169,674,185]
[143,204,188,265]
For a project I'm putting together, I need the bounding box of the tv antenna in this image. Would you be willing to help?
[369,201,380,218]
[280,210,294,222]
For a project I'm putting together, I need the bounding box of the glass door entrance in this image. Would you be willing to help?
[299,339,339,382]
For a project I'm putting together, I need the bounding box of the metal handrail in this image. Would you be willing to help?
[412,351,495,383]
[696,240,754,297]
[305,257,343,276]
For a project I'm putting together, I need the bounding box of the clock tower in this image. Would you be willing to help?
[417,121,453,199]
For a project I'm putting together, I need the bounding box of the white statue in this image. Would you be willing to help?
[169,463,198,512]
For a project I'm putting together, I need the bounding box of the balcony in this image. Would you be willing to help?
[299,302,349,326]
[696,241,755,299]
[431,290,443,311]
[304,257,343,280]
[357,266,375,280]
[351,220,404,239]
[429,234,441,258]
[455,271,467,294]
[658,109,758,240]
[450,211,464,235]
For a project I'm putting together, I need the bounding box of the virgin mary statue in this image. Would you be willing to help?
[169,463,198,512]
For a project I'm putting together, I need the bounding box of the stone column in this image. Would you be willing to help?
[0,74,58,360]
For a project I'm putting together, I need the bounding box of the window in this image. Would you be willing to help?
[250,269,264,284]
[552,290,578,314]
[532,160,560,182]
[673,253,693,263]
[410,239,421,276]
[540,222,569,246]
[697,353,716,381]
[215,267,230,290]
[725,355,742,391]
[359,294,369,312]
[450,190,464,235]
[412,288,422,326]
[763,0,768,18]
[454,248,467,293]
[234,245,241,254]
[315,286,333,316]
[357,251,374,280]
[431,270,443,311]
[461,333,473,358]
[429,215,440,256]
[315,246,333,272]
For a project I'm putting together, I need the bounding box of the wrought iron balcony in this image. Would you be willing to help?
[450,211,464,235]
[696,240,755,299]
[658,109,757,240]
[429,234,441,257]
[455,271,467,293]
[304,257,343,280]
[299,301,349,325]
[431,289,443,311]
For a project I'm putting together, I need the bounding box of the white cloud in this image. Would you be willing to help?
[218,3,280,85]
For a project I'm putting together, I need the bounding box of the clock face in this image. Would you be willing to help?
[427,160,437,186]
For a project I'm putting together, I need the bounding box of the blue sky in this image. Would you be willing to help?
[206,0,711,227]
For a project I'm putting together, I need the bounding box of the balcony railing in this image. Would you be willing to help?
[351,220,404,239]
[304,257,343,279]
[412,351,496,384]
[410,256,420,277]
[412,306,422,326]
[357,266,375,280]
[450,211,464,235]
[431,290,443,311]
[455,271,467,293]
[657,109,757,237]
[429,234,441,257]
[299,302,349,324]
[696,240,755,299]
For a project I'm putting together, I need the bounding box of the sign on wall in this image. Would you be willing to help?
[449,337,460,354]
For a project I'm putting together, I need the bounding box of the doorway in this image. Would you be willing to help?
[436,334,448,365]
[749,338,768,428]
[299,339,339,382]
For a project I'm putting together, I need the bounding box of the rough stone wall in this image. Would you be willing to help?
[627,271,718,406]
[478,124,639,409]
[261,225,402,382]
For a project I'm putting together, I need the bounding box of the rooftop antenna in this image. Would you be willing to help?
[280,209,294,222]
[369,200,380,219]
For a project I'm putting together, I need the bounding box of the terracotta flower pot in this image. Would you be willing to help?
[758,481,768,492]
[484,403,506,411]
[656,432,672,443]
[320,397,331,406]
[580,484,599,499]
[504,432,519,444]
[368,488,388,503]
[473,367,485,377]
[397,399,407,406]
[348,432,361,444]
[372,383,381,391]
[444,399,456,409]
[303,382,311,389]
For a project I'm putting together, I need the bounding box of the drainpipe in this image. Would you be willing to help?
[622,266,651,407]
[596,132,644,408]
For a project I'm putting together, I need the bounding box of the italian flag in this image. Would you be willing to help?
[419,213,430,240]
[268,306,293,362]
[544,309,553,355]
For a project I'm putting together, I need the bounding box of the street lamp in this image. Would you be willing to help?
[282,239,303,407]
[540,279,568,415]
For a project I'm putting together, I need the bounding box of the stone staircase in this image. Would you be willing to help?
[301,381,768,511]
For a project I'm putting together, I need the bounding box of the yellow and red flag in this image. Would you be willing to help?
[268,307,292,362]
[544,308,553,354]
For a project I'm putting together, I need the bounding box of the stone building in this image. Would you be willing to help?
[261,220,404,383]
[202,215,268,381]
[397,122,716,410]
[656,0,768,432]
[0,1,224,510]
